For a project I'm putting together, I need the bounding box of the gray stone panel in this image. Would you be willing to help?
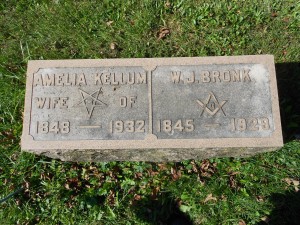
[152,64,273,139]
[29,67,148,140]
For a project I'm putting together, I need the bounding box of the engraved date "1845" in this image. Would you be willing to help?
[157,119,194,133]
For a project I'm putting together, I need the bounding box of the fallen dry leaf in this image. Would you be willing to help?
[151,186,160,200]
[64,183,70,190]
[283,17,289,23]
[165,1,171,8]
[110,42,117,50]
[171,167,175,175]
[157,27,170,40]
[106,21,113,26]
[229,171,240,176]
[191,161,198,173]
[107,190,116,206]
[201,160,210,170]
[238,219,246,225]
[256,195,265,202]
[24,181,30,190]
[134,194,141,201]
[158,163,168,171]
[135,172,143,179]
[283,178,292,185]
[148,168,159,177]
[283,178,299,192]
[199,160,217,178]
[0,129,15,143]
[203,193,217,203]
[261,216,270,223]
[228,171,240,189]
[291,179,300,185]
[15,198,21,206]
[171,167,181,180]
[229,175,237,188]
[221,194,227,201]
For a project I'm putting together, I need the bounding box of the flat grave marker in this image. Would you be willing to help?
[21,55,283,161]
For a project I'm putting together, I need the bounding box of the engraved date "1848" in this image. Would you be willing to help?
[37,121,70,134]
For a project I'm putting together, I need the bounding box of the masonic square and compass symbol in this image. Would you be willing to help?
[75,88,107,119]
[196,92,227,116]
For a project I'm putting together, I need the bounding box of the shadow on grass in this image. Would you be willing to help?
[275,62,300,142]
[257,190,300,225]
[132,192,193,225]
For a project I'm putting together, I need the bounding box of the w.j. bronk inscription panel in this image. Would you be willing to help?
[152,64,273,139]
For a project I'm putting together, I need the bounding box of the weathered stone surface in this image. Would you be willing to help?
[21,55,283,162]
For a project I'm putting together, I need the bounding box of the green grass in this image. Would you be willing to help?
[0,0,299,224]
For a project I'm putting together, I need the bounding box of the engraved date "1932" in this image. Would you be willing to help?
[109,120,145,133]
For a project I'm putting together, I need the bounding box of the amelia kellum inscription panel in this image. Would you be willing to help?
[21,55,283,162]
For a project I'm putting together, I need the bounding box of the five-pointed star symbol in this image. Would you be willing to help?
[76,88,107,119]
[196,92,227,116]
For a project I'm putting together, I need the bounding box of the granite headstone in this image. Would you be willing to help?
[21,55,283,161]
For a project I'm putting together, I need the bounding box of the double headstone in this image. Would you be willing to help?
[21,55,283,161]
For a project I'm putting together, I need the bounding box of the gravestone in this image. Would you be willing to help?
[21,55,283,161]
